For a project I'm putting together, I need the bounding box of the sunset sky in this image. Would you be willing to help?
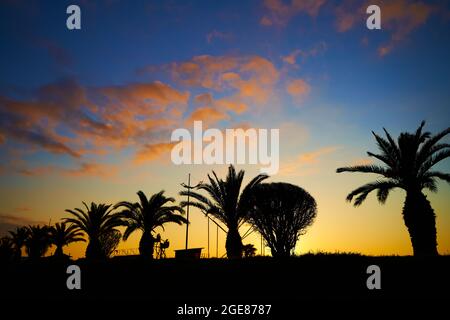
[1,0,449,258]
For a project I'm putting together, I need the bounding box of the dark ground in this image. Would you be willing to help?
[1,254,449,317]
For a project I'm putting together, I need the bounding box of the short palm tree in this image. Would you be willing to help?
[64,202,124,260]
[180,165,268,259]
[50,222,85,258]
[0,237,15,262]
[115,190,187,258]
[25,225,52,260]
[8,226,29,260]
[337,121,450,256]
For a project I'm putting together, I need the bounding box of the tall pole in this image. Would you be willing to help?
[185,174,190,250]
[207,216,210,258]
[216,224,219,258]
[181,174,202,251]
[261,234,263,256]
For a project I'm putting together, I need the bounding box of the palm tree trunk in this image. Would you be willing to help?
[86,238,104,260]
[225,227,243,258]
[139,231,155,258]
[54,245,64,258]
[402,190,438,256]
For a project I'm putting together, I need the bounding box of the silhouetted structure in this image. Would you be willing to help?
[247,182,317,257]
[180,165,268,259]
[337,121,450,256]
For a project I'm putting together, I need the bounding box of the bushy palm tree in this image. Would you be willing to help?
[337,121,450,256]
[49,222,85,258]
[25,225,52,260]
[247,183,317,258]
[8,226,29,260]
[180,165,268,259]
[99,229,121,258]
[64,202,123,260]
[115,190,187,258]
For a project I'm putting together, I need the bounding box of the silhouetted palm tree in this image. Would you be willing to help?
[99,229,121,258]
[64,202,123,260]
[50,222,85,258]
[0,237,15,262]
[337,121,450,256]
[247,182,317,258]
[180,165,268,259]
[115,190,187,258]
[25,225,52,260]
[8,226,29,260]
[242,244,256,258]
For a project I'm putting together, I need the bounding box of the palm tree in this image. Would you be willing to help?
[25,225,52,260]
[242,244,257,258]
[337,121,450,256]
[8,226,29,260]
[115,190,187,258]
[247,182,317,258]
[0,237,15,262]
[49,222,85,258]
[64,202,123,260]
[180,165,268,259]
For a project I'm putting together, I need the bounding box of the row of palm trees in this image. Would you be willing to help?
[0,121,449,260]
[0,166,317,261]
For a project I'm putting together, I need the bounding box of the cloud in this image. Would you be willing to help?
[335,0,436,56]
[134,142,176,163]
[282,42,327,65]
[15,162,118,179]
[64,162,118,178]
[260,0,327,27]
[0,214,48,236]
[286,78,311,102]
[185,107,230,126]
[277,146,339,176]
[171,54,279,105]
[0,78,192,176]
[206,30,232,43]
[259,16,273,26]
[35,37,73,68]
[298,146,339,164]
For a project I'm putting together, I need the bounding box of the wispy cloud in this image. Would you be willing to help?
[278,146,339,176]
[335,0,436,56]
[206,30,232,43]
[260,0,327,27]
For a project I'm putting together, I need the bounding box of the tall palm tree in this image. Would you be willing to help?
[115,190,187,258]
[49,222,85,258]
[180,165,268,259]
[25,225,52,260]
[337,121,450,256]
[64,202,123,260]
[8,226,29,260]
